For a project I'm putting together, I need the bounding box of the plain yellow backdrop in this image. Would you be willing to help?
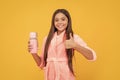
[0,0,120,80]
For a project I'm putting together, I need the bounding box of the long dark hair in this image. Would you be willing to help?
[44,9,75,75]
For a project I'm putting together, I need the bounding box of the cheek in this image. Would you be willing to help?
[54,22,57,26]
[65,20,68,24]
[64,21,68,27]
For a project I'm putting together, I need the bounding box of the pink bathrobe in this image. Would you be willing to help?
[39,31,96,80]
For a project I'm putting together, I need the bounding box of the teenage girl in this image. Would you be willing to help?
[28,9,96,80]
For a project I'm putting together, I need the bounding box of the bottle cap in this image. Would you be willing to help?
[30,32,37,38]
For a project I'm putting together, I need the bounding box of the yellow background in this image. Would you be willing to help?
[0,0,120,80]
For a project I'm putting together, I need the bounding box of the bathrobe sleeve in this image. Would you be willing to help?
[39,36,47,69]
[74,34,97,61]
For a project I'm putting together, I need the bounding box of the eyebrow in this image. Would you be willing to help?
[55,16,66,19]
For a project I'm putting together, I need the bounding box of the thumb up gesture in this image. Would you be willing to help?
[65,33,76,49]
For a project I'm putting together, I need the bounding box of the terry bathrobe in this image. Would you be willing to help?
[39,31,96,80]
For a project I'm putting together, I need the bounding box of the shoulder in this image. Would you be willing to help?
[43,36,47,40]
[73,34,83,41]
[73,34,80,38]
[42,36,48,43]
[73,34,87,46]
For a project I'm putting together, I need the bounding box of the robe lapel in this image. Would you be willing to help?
[50,31,66,50]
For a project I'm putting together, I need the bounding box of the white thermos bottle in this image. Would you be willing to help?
[29,32,38,53]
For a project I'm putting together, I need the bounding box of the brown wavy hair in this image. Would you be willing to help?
[44,9,74,75]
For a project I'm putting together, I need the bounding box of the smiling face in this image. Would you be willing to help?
[54,12,68,35]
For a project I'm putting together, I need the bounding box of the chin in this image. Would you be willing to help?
[58,29,65,32]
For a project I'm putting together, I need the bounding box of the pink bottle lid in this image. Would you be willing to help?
[30,32,37,38]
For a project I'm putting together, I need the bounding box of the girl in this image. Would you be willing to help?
[28,9,96,80]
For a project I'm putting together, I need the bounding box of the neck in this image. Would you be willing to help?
[57,30,65,35]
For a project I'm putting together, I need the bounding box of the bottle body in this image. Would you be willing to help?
[29,32,38,53]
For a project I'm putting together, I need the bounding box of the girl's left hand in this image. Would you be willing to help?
[64,33,76,49]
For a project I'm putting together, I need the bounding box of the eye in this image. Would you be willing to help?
[61,18,65,21]
[55,19,59,22]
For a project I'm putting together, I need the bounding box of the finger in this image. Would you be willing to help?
[28,47,33,52]
[70,33,73,39]
[28,49,30,52]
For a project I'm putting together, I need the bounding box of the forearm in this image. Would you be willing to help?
[31,54,41,66]
[73,43,94,60]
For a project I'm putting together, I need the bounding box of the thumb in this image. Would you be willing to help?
[70,33,73,39]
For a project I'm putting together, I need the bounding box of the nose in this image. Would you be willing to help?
[57,20,63,24]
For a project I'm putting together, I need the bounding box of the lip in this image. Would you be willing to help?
[58,25,63,28]
[57,24,64,28]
